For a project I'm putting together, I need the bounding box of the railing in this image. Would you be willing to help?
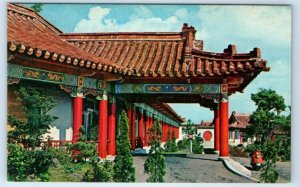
[40,140,99,149]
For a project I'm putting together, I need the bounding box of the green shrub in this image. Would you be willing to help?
[164,130,177,152]
[7,143,53,181]
[144,119,166,182]
[192,133,204,154]
[68,142,97,162]
[82,159,114,182]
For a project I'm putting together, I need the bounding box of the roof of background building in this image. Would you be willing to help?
[229,111,251,129]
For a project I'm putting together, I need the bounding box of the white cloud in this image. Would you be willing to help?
[196,5,291,47]
[74,6,181,33]
[175,8,188,19]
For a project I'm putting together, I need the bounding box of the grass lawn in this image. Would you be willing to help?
[48,162,91,182]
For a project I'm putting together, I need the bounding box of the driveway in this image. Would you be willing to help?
[134,155,255,183]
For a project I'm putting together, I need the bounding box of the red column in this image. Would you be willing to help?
[214,109,220,153]
[162,122,166,142]
[98,93,108,159]
[72,96,83,142]
[220,97,229,157]
[138,109,144,147]
[107,96,116,156]
[131,107,136,150]
[145,113,150,146]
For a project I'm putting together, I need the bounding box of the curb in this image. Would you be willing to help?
[218,157,260,183]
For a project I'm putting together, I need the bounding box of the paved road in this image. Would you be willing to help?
[231,156,291,183]
[134,155,255,183]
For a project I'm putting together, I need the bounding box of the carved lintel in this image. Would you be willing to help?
[59,85,84,97]
[83,88,101,97]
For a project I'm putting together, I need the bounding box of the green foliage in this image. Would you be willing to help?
[177,139,189,150]
[8,143,53,181]
[192,133,204,154]
[7,86,58,181]
[185,119,196,135]
[82,158,114,182]
[47,147,81,174]
[113,110,135,182]
[144,119,166,182]
[243,89,291,183]
[31,4,43,12]
[164,130,178,152]
[259,141,279,183]
[8,86,58,149]
[68,142,97,162]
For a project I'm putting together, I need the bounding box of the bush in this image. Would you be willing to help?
[177,140,188,150]
[68,142,97,162]
[192,134,204,154]
[7,143,53,181]
[164,130,177,152]
[82,159,114,182]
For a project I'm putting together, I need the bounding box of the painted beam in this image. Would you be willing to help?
[8,63,107,90]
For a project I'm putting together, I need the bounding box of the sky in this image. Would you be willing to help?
[29,4,291,124]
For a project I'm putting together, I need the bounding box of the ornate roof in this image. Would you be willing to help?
[61,24,269,78]
[229,111,251,129]
[7,3,119,73]
[198,121,213,129]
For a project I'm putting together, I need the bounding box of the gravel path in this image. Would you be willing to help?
[133,155,255,183]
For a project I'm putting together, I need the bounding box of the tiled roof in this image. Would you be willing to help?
[8,3,269,80]
[7,3,117,71]
[198,121,213,129]
[229,111,251,129]
[61,24,269,78]
[149,103,185,123]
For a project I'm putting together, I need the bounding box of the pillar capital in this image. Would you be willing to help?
[220,94,228,102]
[96,91,108,100]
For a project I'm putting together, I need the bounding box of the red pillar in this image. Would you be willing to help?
[162,121,166,142]
[98,93,108,159]
[214,109,220,153]
[145,113,150,146]
[72,96,83,142]
[220,97,229,157]
[107,96,116,156]
[138,109,144,147]
[131,107,136,150]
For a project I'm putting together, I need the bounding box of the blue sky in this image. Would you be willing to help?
[29,4,291,124]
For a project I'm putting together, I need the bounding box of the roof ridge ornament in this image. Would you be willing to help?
[182,23,196,65]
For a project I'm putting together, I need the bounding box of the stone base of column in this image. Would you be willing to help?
[106,155,116,161]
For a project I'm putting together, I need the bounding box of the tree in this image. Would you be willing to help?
[31,4,43,13]
[7,86,58,181]
[185,119,196,135]
[244,89,290,183]
[113,110,135,182]
[144,119,166,182]
[8,86,58,149]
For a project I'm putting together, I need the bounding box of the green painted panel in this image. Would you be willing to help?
[7,64,107,91]
[115,83,220,94]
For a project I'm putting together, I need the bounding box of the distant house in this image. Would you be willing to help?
[228,111,252,146]
[197,121,214,148]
